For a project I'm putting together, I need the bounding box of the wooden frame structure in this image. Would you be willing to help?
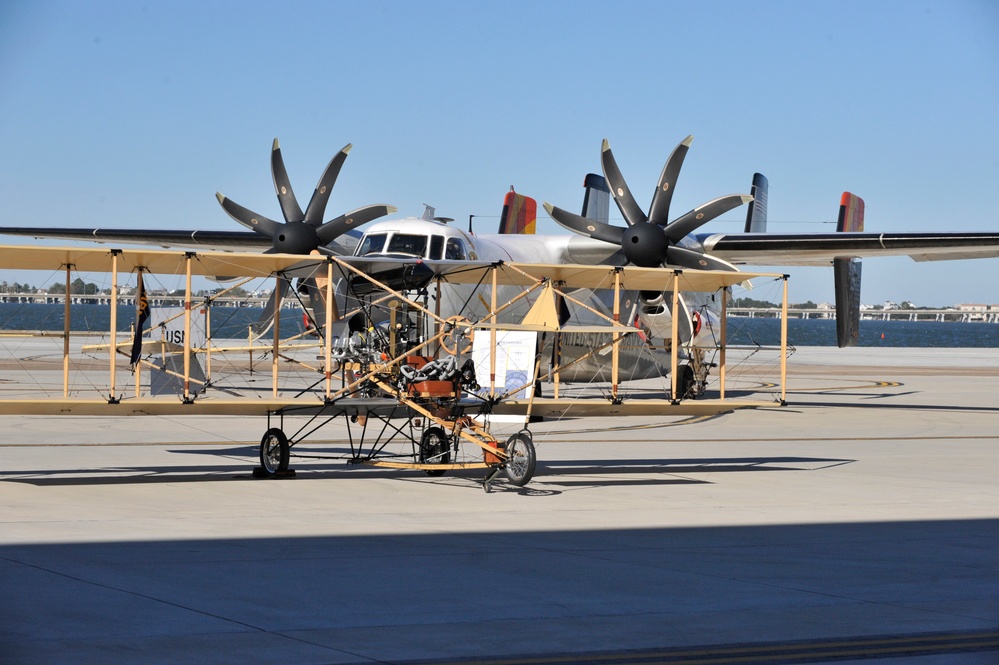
[0,244,789,489]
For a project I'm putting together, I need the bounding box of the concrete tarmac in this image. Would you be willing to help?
[1,346,998,663]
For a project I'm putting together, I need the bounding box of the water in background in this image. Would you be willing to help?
[1,302,998,347]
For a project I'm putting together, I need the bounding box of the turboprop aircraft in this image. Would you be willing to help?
[3,135,999,360]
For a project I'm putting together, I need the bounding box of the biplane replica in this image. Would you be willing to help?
[0,244,789,491]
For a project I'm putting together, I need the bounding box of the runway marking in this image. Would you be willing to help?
[410,630,999,665]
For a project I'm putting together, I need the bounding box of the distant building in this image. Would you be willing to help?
[956,304,988,321]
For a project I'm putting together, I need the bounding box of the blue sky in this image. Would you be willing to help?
[1,0,997,306]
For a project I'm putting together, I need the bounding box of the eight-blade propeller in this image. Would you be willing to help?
[216,139,396,256]
[216,139,397,336]
[544,136,751,271]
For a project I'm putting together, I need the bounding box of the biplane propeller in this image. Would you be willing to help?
[216,139,396,336]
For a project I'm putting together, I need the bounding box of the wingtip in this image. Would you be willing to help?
[272,138,280,151]
[740,195,754,205]
[542,202,556,215]
[342,143,353,154]
[215,192,226,204]
[601,139,611,152]
[682,135,693,146]
[386,205,398,214]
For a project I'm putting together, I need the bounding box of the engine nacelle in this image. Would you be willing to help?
[637,291,720,348]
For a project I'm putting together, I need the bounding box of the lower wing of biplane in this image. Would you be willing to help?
[0,245,789,490]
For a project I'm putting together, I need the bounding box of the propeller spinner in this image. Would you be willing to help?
[545,136,751,271]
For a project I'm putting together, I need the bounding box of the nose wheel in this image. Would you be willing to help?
[483,431,536,492]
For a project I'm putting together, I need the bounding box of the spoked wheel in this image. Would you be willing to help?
[503,431,536,487]
[259,427,290,477]
[419,426,451,477]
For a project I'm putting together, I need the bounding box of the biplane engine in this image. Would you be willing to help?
[328,314,381,363]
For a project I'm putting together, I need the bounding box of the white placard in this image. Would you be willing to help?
[471,329,537,400]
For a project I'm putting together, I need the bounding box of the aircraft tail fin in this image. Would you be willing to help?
[581,173,610,224]
[833,192,865,347]
[744,173,768,232]
[497,188,537,234]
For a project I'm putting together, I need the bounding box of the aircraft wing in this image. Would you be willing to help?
[0,227,361,255]
[698,232,999,266]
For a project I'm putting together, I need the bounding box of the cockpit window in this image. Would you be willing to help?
[387,234,428,257]
[445,238,467,260]
[356,233,386,256]
[430,235,444,260]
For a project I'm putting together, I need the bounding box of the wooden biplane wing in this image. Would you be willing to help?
[0,244,789,489]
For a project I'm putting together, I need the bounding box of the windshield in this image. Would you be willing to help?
[386,234,428,257]
[355,232,431,258]
[356,233,387,256]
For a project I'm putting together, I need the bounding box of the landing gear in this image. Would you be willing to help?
[482,431,537,492]
[258,427,290,477]
[419,426,451,477]
[503,431,536,486]
[675,364,696,400]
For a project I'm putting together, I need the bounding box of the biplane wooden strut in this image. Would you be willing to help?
[0,245,788,490]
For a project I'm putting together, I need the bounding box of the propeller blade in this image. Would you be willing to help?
[601,139,648,227]
[250,274,291,339]
[665,245,740,271]
[301,276,336,331]
[316,204,398,245]
[215,193,282,237]
[271,138,305,223]
[599,249,630,267]
[304,144,351,227]
[664,194,753,243]
[544,202,624,245]
[648,135,692,226]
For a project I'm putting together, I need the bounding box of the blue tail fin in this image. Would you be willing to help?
[744,173,768,232]
[581,173,610,224]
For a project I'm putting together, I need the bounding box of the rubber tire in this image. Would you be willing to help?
[676,364,695,400]
[419,426,450,477]
[259,428,290,476]
[503,431,536,487]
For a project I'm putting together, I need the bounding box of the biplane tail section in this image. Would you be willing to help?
[834,192,865,347]
[497,188,537,235]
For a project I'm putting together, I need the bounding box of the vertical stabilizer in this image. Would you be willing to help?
[743,173,768,233]
[833,192,865,347]
[497,188,537,234]
[581,173,610,224]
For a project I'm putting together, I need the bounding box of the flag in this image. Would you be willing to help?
[130,271,150,366]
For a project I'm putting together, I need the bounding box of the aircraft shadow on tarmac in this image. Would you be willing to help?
[0,451,853,490]
[2,520,997,663]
